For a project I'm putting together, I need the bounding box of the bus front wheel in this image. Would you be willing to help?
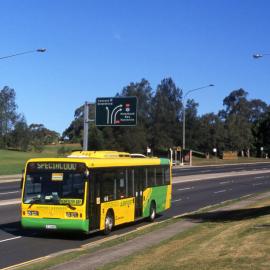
[104,211,114,235]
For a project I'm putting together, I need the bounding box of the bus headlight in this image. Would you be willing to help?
[66,212,78,218]
[27,210,39,216]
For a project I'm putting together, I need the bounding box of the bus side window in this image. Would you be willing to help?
[144,168,148,188]
[127,169,134,197]
[100,171,115,202]
[116,170,126,199]
[164,166,170,185]
[147,167,156,187]
[156,167,163,186]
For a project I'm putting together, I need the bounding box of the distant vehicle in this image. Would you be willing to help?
[21,151,172,235]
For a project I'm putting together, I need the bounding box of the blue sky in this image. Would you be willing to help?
[0,0,269,134]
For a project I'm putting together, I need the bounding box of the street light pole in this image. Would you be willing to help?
[182,84,214,150]
[0,48,46,60]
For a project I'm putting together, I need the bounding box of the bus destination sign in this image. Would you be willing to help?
[96,97,137,126]
[27,162,86,172]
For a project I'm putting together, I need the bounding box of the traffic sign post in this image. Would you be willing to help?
[83,102,89,151]
[82,97,137,151]
[82,102,95,151]
[96,97,137,126]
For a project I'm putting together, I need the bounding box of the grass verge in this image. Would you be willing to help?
[101,194,270,270]
[191,156,270,166]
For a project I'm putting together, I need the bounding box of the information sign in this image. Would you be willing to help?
[96,97,137,126]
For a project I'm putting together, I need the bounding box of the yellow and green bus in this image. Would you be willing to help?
[21,151,171,234]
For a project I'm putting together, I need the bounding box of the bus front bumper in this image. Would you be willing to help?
[21,217,89,233]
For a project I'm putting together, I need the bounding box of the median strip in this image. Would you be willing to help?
[173,169,270,183]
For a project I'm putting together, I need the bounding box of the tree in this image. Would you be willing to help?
[151,78,182,151]
[220,89,253,153]
[62,105,84,143]
[88,125,105,150]
[62,103,95,145]
[29,124,59,152]
[185,99,200,149]
[0,86,19,148]
[222,88,250,117]
[255,111,270,155]
[197,113,225,154]
[112,79,153,153]
[8,116,30,151]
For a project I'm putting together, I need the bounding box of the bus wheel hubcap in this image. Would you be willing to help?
[151,208,155,219]
[106,216,113,230]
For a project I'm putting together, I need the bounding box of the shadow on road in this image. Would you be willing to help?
[184,205,270,223]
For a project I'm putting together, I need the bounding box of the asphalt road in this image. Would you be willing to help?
[1,163,270,269]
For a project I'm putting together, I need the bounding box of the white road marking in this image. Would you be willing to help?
[255,176,265,179]
[177,187,194,191]
[172,199,182,203]
[0,199,20,206]
[0,236,21,243]
[219,181,231,185]
[0,191,20,195]
[253,183,263,186]
[214,190,226,194]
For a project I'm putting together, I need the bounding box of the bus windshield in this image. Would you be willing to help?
[23,172,85,205]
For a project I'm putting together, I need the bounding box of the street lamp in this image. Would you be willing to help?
[253,53,270,59]
[182,84,214,150]
[0,48,46,60]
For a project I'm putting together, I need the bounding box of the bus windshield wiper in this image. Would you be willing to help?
[60,202,76,210]
[28,197,41,208]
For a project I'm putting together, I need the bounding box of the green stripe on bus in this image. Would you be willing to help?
[21,218,89,233]
[143,185,168,217]
[160,158,170,165]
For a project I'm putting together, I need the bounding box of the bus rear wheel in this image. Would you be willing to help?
[104,211,114,235]
[148,202,156,222]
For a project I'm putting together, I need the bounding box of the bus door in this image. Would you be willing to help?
[88,172,101,231]
[134,169,143,218]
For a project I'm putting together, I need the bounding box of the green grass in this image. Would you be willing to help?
[102,196,270,270]
[0,144,81,175]
[191,156,270,166]
[1,145,269,175]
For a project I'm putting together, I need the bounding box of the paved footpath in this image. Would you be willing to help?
[48,191,270,270]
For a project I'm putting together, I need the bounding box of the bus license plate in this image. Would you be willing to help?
[46,224,57,229]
